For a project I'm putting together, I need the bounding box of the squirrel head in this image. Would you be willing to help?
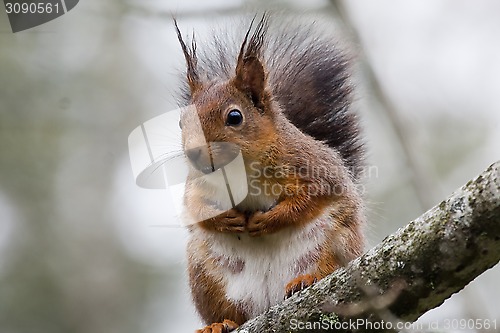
[175,15,279,174]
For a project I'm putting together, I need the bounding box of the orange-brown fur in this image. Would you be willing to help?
[175,14,366,332]
[188,242,247,325]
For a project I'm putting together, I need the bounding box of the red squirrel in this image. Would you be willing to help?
[174,14,366,333]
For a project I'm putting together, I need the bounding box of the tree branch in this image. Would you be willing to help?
[235,161,500,332]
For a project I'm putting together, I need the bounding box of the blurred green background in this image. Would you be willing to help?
[0,0,499,332]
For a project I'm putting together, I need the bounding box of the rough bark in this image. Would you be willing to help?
[235,161,500,333]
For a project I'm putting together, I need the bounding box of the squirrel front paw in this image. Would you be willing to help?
[195,319,239,333]
[203,208,246,233]
[284,274,319,299]
[246,211,273,237]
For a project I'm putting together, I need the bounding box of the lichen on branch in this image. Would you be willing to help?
[235,161,500,333]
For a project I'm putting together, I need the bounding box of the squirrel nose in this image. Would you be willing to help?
[186,147,202,163]
[185,146,214,174]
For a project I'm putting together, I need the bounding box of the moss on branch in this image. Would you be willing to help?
[236,161,500,333]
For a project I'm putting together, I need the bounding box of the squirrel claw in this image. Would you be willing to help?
[208,209,246,234]
[246,211,270,237]
[284,274,319,299]
[195,319,239,333]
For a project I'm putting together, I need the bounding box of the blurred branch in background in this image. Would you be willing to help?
[328,1,494,327]
[1,1,498,332]
[0,5,165,333]
[329,0,438,211]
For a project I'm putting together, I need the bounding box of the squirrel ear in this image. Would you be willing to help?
[174,18,202,95]
[233,14,270,110]
[234,56,268,108]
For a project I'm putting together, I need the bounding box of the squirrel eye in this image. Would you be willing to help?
[225,109,243,126]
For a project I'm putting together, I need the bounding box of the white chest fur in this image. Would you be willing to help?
[190,216,329,318]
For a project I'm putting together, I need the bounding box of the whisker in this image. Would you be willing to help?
[152,150,185,161]
[147,151,188,177]
[148,224,185,229]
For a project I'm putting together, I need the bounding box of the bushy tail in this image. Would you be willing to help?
[264,18,364,179]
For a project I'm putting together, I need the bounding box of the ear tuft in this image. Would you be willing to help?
[174,18,202,95]
[234,14,270,109]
